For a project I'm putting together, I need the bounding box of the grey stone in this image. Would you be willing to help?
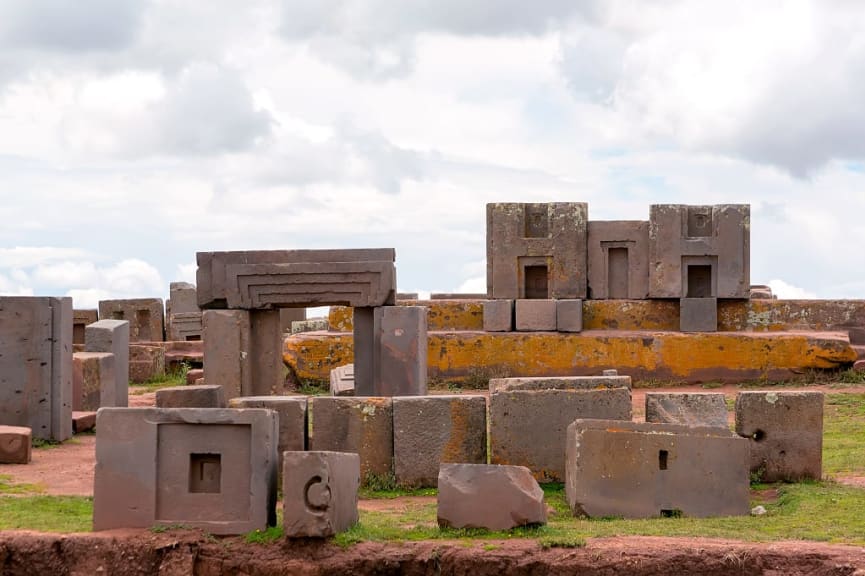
[72,309,98,345]
[566,419,750,519]
[282,451,359,538]
[0,425,32,464]
[93,407,278,535]
[72,352,116,411]
[229,396,307,471]
[515,299,557,331]
[291,318,329,334]
[371,306,428,397]
[330,364,355,396]
[680,297,718,332]
[489,375,632,394]
[482,299,513,332]
[129,344,165,383]
[155,385,227,408]
[203,310,250,399]
[393,395,487,487]
[167,312,203,342]
[430,293,487,299]
[72,411,96,433]
[249,309,284,396]
[85,319,129,409]
[437,463,547,530]
[735,391,823,482]
[587,220,650,299]
[98,298,164,342]
[168,282,199,314]
[556,299,583,332]
[645,393,729,428]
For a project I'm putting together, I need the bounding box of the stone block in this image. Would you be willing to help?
[393,395,487,487]
[167,312,203,342]
[129,344,165,383]
[282,451,359,537]
[646,393,729,428]
[98,298,164,342]
[566,419,750,518]
[93,407,278,535]
[249,309,285,396]
[556,299,583,332]
[168,282,199,314]
[72,352,116,411]
[430,293,487,299]
[587,220,650,299]
[291,318,329,334]
[330,364,355,396]
[0,425,32,464]
[72,309,98,345]
[229,396,307,471]
[186,368,204,385]
[489,388,632,482]
[487,202,588,300]
[308,397,393,481]
[280,308,306,334]
[680,298,718,332]
[85,319,129,409]
[735,391,823,482]
[372,306,428,397]
[203,310,250,399]
[437,463,547,530]
[515,299,557,331]
[0,296,73,441]
[72,411,96,434]
[156,385,226,408]
[483,299,513,332]
[489,375,632,394]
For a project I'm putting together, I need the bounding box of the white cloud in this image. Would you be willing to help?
[768,279,817,300]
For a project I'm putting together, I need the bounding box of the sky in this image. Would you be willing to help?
[1,0,864,308]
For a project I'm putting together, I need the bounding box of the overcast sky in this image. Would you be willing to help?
[1,0,864,307]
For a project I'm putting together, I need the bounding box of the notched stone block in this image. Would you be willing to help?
[282,451,359,538]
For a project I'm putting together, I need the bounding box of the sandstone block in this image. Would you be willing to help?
[330,364,355,396]
[0,425,32,464]
[186,368,204,385]
[72,352,115,411]
[156,385,227,408]
[129,344,165,383]
[229,396,307,471]
[72,309,98,345]
[372,306,427,397]
[203,310,250,399]
[489,375,632,394]
[556,299,583,332]
[98,298,164,342]
[515,299,557,331]
[85,320,129,408]
[483,300,513,332]
[645,393,728,428]
[282,451,359,537]
[587,220,650,299]
[680,298,718,332]
[72,411,96,434]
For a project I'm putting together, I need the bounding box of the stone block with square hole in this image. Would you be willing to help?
[483,299,513,332]
[680,298,717,332]
[72,352,116,411]
[489,387,631,482]
[735,391,823,482]
[515,299,557,331]
[283,451,359,537]
[393,395,487,488]
[98,298,165,342]
[85,319,129,409]
[645,392,728,429]
[587,221,650,299]
[330,364,355,396]
[93,407,278,535]
[566,419,750,519]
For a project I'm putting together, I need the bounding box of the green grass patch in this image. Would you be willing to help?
[245,525,284,543]
[823,393,865,476]
[0,475,45,495]
[0,496,92,532]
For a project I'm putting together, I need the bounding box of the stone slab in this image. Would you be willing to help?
[168,282,199,314]
[482,299,513,332]
[489,375,632,394]
[85,320,129,409]
[372,306,428,397]
[645,393,729,428]
[155,385,227,408]
[203,310,250,399]
[587,220,650,299]
[167,312,203,342]
[680,298,718,332]
[186,368,204,385]
[72,411,96,434]
[0,425,32,464]
[282,451,359,537]
[515,299,557,332]
[393,395,487,488]
[98,298,164,342]
[291,318,329,334]
[566,419,750,518]
[72,352,116,411]
[280,308,307,334]
[330,364,355,396]
[556,299,583,333]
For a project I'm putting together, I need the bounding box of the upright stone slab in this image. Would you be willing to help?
[0,425,32,464]
[645,393,728,428]
[202,310,250,399]
[129,344,165,383]
[556,299,583,333]
[283,451,359,537]
[249,309,284,396]
[489,375,632,394]
[0,297,73,441]
[393,395,487,487]
[93,407,278,535]
[680,298,718,332]
[483,299,513,332]
[168,282,199,314]
[437,463,547,530]
[515,299,557,331]
[72,352,116,411]
[155,385,226,408]
[85,319,129,409]
[309,397,393,481]
[587,220,650,299]
[72,309,98,345]
[330,364,355,396]
[487,202,588,300]
[489,387,631,482]
[566,419,750,519]
[372,306,428,396]
[98,298,165,342]
[735,391,824,481]
[229,396,307,471]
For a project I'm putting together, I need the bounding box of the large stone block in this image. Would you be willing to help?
[489,375,632,394]
[482,299,513,332]
[645,393,728,428]
[168,282,199,314]
[393,395,487,487]
[587,220,650,299]
[167,312,203,342]
[72,352,116,411]
[372,306,427,397]
[283,451,359,538]
[98,298,164,342]
[437,463,547,530]
[515,299,557,331]
[203,310,250,399]
[0,296,73,441]
[735,391,823,481]
[229,396,307,471]
[556,299,583,333]
[680,298,718,332]
[155,385,226,408]
[330,364,355,396]
[129,344,165,383]
[489,387,632,482]
[93,407,278,535]
[72,309,98,345]
[0,425,32,464]
[308,397,393,481]
[487,202,588,300]
[566,419,750,519]
[85,319,129,409]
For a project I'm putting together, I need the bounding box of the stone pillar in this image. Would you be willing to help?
[85,319,130,408]
[249,310,284,396]
[374,305,428,396]
[352,307,375,397]
[203,310,250,399]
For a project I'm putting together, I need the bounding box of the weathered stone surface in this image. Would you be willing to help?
[437,463,547,530]
[291,318,329,334]
[855,359,865,373]
[203,310,250,399]
[167,312,203,342]
[566,419,750,519]
[430,293,487,299]
[0,425,32,464]
[308,397,393,481]
[249,309,285,396]
[489,375,632,394]
[645,393,728,428]
[280,308,307,334]
[283,451,359,537]
[93,407,278,535]
[393,395,487,487]
[72,352,116,411]
[72,411,96,434]
[98,298,164,342]
[167,283,203,342]
[515,299,557,332]
[680,298,718,332]
[72,309,98,345]
[735,391,823,481]
[0,296,73,441]
[85,320,129,409]
[587,221,650,299]
[556,299,583,333]
[330,364,355,396]
[196,249,397,309]
[155,385,227,408]
[487,202,588,300]
[229,396,307,471]
[186,368,204,385]
[483,299,513,332]
[129,344,165,383]
[371,306,427,397]
[330,300,485,332]
[160,340,203,371]
[490,388,631,482]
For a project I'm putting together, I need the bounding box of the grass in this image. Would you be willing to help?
[823,393,865,475]
[129,365,190,395]
[0,474,45,495]
[0,496,92,532]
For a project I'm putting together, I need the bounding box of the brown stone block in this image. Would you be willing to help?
[556,299,583,332]
[229,396,307,472]
[72,309,98,345]
[282,451,359,537]
[483,300,513,332]
[85,319,129,409]
[680,298,718,332]
[72,411,96,434]
[155,385,226,408]
[0,425,32,464]
[645,393,728,428]
[489,375,632,394]
[129,345,165,383]
[185,368,204,385]
[72,352,116,411]
[587,220,650,299]
[373,306,428,397]
[203,310,250,399]
[330,364,355,396]
[98,298,164,342]
[515,299,557,331]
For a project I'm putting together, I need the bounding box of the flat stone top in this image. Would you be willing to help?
[737,390,825,400]
[87,319,129,329]
[197,248,395,265]
[99,298,163,306]
[392,394,486,402]
[157,385,222,394]
[569,418,739,438]
[0,425,32,435]
[96,407,273,425]
[229,396,308,405]
[170,282,196,290]
[490,376,632,394]
[73,352,113,360]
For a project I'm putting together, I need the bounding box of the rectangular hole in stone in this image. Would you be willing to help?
[687,207,713,237]
[524,265,549,299]
[607,247,629,299]
[73,324,86,344]
[659,450,669,470]
[137,309,152,340]
[523,204,549,238]
[687,265,713,298]
[660,509,682,518]
[189,453,221,494]
[111,311,125,320]
[186,335,201,341]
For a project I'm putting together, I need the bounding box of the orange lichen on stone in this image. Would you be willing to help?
[328,300,484,332]
[440,398,472,464]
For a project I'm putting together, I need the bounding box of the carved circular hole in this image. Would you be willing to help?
[752,429,766,442]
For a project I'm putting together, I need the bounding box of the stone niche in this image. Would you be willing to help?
[587,221,650,300]
[98,298,165,342]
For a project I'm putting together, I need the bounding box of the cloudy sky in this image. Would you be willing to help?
[1,0,864,307]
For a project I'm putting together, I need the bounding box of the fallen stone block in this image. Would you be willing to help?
[185,368,204,385]
[645,393,729,428]
[72,352,115,411]
[330,364,355,396]
[483,300,513,332]
[0,425,32,464]
[129,345,165,383]
[155,385,227,408]
[72,411,96,434]
[85,319,129,409]
[437,463,547,530]
[489,375,632,394]
[515,299,557,331]
[393,395,487,487]
[283,451,359,537]
[735,391,824,482]
[566,419,750,519]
